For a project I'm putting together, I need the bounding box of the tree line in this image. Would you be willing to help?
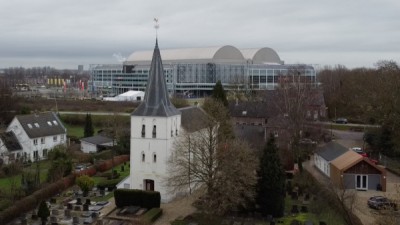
[318,60,400,156]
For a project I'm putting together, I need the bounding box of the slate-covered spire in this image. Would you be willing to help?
[132,39,180,117]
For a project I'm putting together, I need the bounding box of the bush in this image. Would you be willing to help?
[114,189,161,209]
[142,208,162,224]
[0,199,12,211]
[97,179,121,191]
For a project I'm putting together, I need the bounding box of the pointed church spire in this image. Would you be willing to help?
[132,39,180,117]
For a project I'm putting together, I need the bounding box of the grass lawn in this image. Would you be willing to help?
[64,123,100,138]
[0,160,52,191]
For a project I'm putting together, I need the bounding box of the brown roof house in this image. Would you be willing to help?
[330,150,386,191]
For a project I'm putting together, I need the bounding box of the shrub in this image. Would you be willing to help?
[0,199,12,211]
[142,191,161,209]
[97,179,121,191]
[142,208,162,224]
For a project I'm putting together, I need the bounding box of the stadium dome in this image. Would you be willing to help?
[125,45,245,64]
[240,47,283,64]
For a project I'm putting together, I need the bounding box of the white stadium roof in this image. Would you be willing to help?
[125,45,283,65]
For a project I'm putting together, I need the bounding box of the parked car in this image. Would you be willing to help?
[352,147,368,157]
[335,118,348,124]
[368,196,397,210]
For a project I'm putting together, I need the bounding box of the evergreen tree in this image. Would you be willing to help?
[257,134,286,217]
[84,113,94,137]
[211,80,228,107]
[37,201,50,225]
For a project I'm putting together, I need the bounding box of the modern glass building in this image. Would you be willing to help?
[89,45,316,97]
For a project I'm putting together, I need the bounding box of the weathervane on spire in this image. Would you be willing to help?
[154,18,159,37]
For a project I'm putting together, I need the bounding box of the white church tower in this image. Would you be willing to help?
[126,39,181,202]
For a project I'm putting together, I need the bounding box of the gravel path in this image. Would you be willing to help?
[153,190,204,225]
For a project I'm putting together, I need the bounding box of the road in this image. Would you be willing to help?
[58,111,130,116]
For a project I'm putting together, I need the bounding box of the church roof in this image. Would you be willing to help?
[180,106,211,132]
[132,40,181,117]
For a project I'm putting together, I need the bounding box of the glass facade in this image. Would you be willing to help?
[89,62,316,97]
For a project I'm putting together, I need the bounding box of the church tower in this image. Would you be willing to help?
[129,39,181,202]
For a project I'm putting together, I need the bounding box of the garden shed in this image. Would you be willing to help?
[314,141,348,177]
[80,135,114,153]
[330,150,386,191]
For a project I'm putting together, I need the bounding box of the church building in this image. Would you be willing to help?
[117,39,209,202]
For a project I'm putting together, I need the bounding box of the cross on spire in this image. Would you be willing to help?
[154,18,159,38]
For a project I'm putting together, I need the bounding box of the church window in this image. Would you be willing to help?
[141,125,145,138]
[171,130,173,137]
[153,153,157,163]
[152,125,156,138]
[142,152,145,162]
[176,128,178,136]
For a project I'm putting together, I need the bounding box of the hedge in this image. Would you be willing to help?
[114,189,161,209]
[142,208,163,224]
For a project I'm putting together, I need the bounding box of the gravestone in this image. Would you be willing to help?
[52,209,59,216]
[291,205,299,214]
[64,209,71,218]
[76,198,82,205]
[85,198,91,205]
[67,203,73,210]
[72,216,79,224]
[21,218,28,225]
[83,204,89,211]
[50,216,58,223]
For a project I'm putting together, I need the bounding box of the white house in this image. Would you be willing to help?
[314,141,348,177]
[0,131,23,164]
[117,39,211,203]
[6,112,67,162]
[80,135,114,153]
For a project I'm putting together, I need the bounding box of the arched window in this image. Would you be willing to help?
[176,128,178,136]
[153,153,157,163]
[141,152,145,162]
[141,125,145,138]
[171,130,173,137]
[152,125,156,138]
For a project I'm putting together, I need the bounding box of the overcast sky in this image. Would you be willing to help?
[1,0,399,70]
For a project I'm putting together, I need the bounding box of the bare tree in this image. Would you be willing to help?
[274,66,317,172]
[166,107,258,214]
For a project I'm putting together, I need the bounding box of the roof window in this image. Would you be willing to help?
[47,121,52,126]
[34,123,40,128]
[27,124,33,129]
[53,120,58,126]
[242,111,247,116]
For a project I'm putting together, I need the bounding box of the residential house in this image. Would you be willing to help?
[6,112,67,162]
[0,131,23,164]
[80,135,114,153]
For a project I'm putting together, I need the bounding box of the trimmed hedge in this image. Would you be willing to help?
[142,208,162,224]
[114,189,161,209]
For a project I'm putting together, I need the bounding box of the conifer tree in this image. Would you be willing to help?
[37,201,50,225]
[84,113,94,137]
[211,80,228,107]
[257,134,286,217]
